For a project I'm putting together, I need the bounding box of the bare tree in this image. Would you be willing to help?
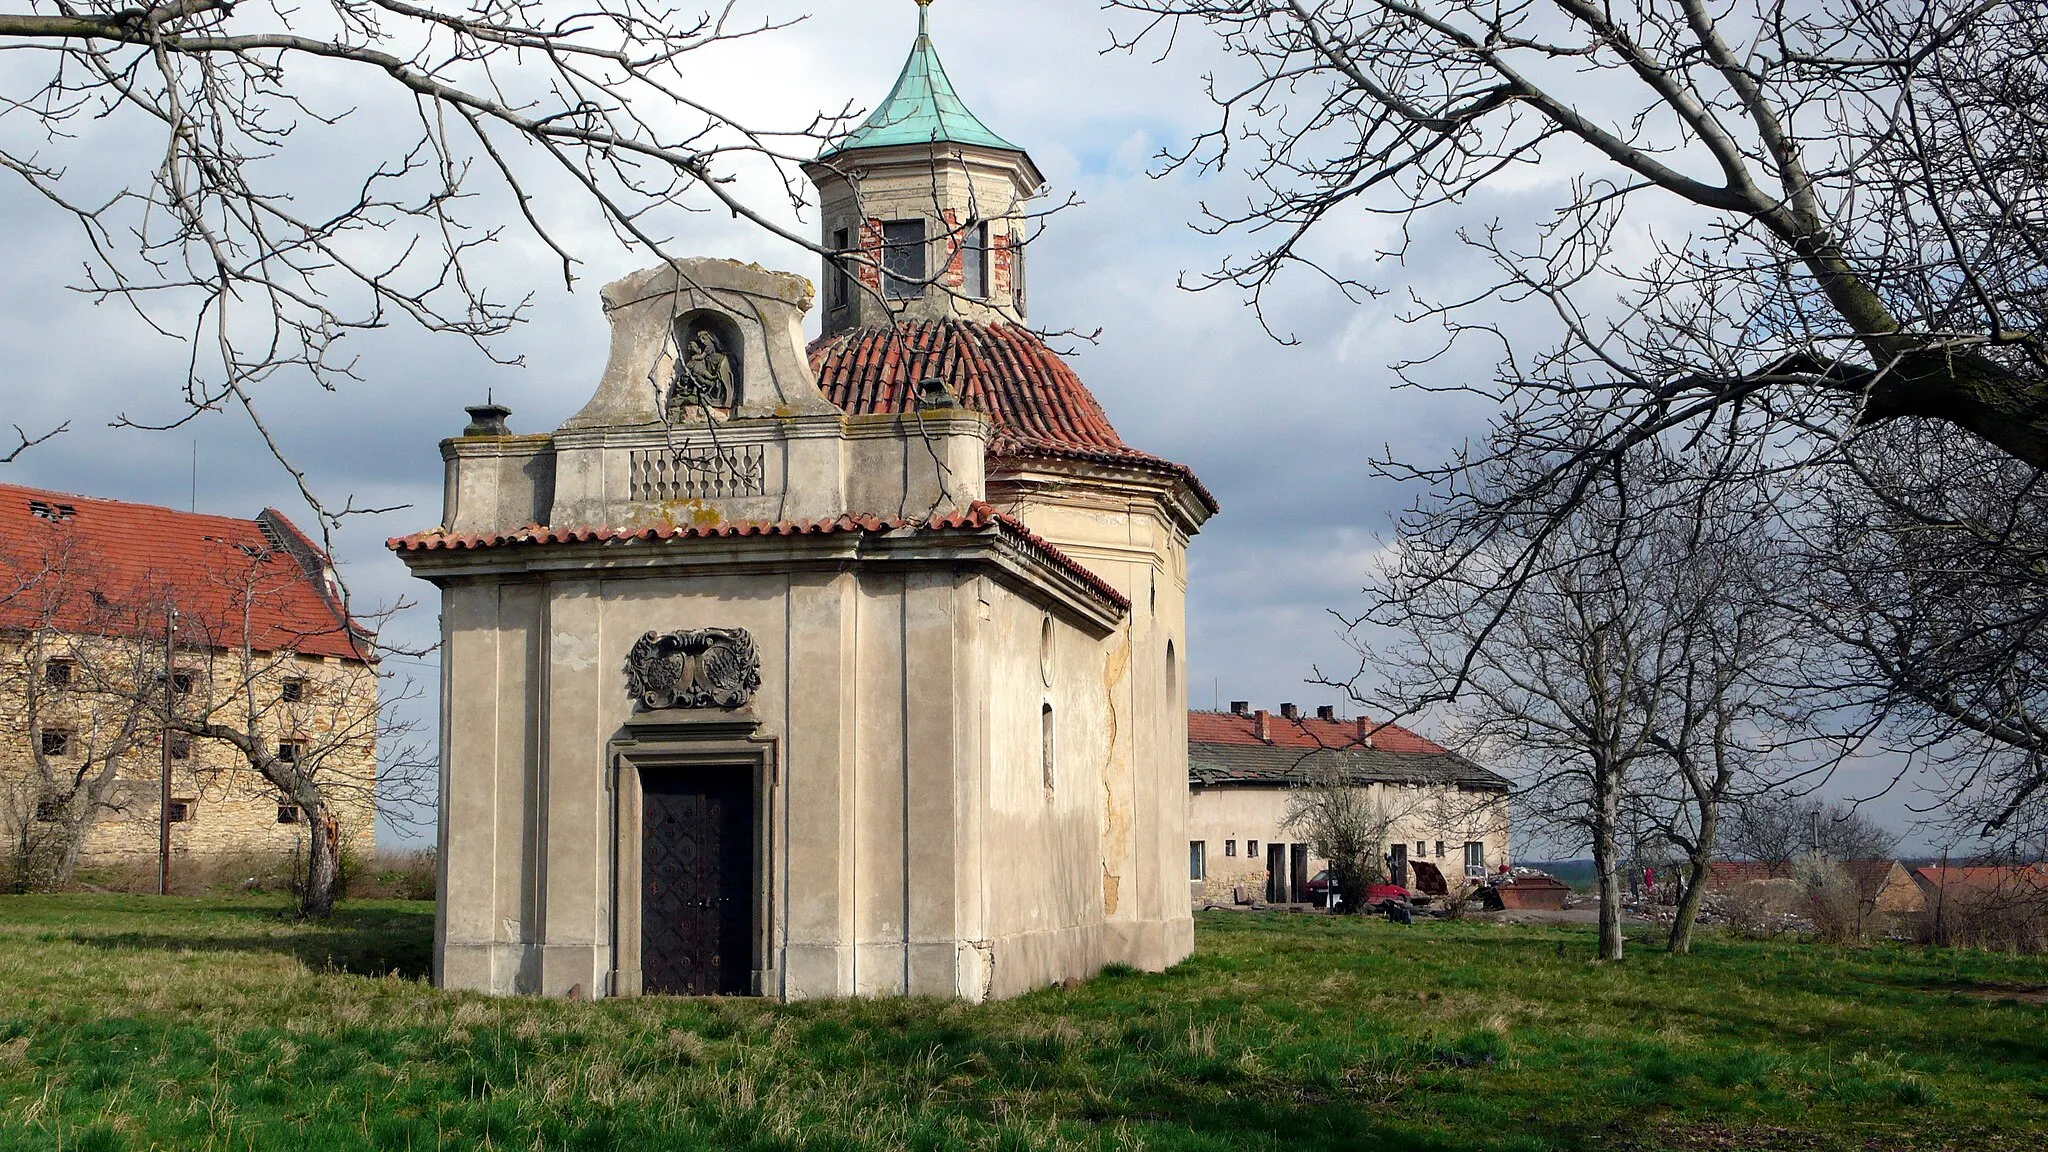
[1282,768,1411,911]
[1359,465,1694,960]
[1635,475,1814,952]
[0,0,864,534]
[1725,794,1899,868]
[1114,0,2048,836]
[1112,0,2048,464]
[159,546,419,917]
[0,530,169,889]
[1795,421,2048,851]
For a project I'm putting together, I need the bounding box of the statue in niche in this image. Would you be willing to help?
[666,321,737,418]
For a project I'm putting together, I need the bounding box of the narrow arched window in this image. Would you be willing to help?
[1041,702,1056,796]
[1166,639,1178,708]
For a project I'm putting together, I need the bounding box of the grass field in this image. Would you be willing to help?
[2,896,2045,1150]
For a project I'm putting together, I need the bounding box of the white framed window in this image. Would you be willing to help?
[1225,839,1236,857]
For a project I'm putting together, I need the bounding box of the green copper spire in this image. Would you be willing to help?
[823,0,1022,157]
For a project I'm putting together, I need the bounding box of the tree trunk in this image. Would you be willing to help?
[1668,805,1720,955]
[300,806,340,918]
[1592,763,1625,961]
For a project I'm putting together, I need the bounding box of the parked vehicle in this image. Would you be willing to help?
[1304,870,1415,910]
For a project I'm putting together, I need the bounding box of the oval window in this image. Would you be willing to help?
[1039,614,1054,686]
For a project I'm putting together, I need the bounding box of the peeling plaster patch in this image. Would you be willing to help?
[1100,630,1132,914]
[552,630,598,672]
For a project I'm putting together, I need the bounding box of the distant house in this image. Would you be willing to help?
[1186,703,1510,905]
[1912,864,2048,912]
[1705,858,1926,916]
[0,482,377,877]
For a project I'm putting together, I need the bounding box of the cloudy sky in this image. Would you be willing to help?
[0,0,1960,853]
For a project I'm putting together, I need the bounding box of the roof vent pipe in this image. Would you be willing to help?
[1280,703,1298,719]
[1316,705,1335,721]
[1229,700,1249,715]
[1254,709,1271,742]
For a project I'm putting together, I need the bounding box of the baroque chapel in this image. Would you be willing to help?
[394,0,1215,1001]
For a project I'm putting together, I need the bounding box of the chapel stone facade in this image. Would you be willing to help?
[393,1,1215,1002]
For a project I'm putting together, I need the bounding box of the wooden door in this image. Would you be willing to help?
[1288,843,1309,903]
[1390,843,1409,890]
[1266,843,1286,903]
[641,769,753,995]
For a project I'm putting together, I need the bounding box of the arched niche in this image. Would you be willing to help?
[666,309,746,419]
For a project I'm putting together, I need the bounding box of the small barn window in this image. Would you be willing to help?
[43,658,73,689]
[1416,841,1426,858]
[882,219,926,298]
[167,733,191,761]
[39,729,72,757]
[280,678,306,703]
[1248,839,1259,858]
[1464,841,1486,878]
[1189,841,1206,880]
[277,740,305,764]
[1225,839,1236,857]
[277,804,302,825]
[33,797,60,822]
[167,799,193,824]
[1041,702,1056,796]
[1435,840,1445,858]
[170,670,195,696]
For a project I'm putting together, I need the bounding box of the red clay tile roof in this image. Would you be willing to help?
[0,482,365,661]
[1186,709,1510,791]
[808,320,1218,514]
[1912,865,2048,900]
[388,501,1131,611]
[1706,860,1794,889]
[1189,708,1453,756]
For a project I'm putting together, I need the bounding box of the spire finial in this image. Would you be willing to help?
[916,0,932,37]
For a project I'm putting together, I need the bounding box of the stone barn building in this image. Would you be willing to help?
[393,3,1215,1001]
[1187,703,1511,905]
[0,482,377,882]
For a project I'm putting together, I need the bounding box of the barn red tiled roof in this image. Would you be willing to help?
[1189,708,1452,756]
[1186,708,1510,792]
[809,320,1218,514]
[0,482,365,661]
[388,501,1131,611]
[1912,864,2048,901]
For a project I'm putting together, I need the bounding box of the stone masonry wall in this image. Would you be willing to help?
[0,636,377,871]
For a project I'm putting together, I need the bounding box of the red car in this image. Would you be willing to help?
[1304,870,1414,907]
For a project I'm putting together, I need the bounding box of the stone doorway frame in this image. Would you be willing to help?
[609,711,777,997]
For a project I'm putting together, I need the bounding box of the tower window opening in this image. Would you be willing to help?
[1010,231,1027,312]
[828,227,852,310]
[962,221,989,299]
[882,219,927,298]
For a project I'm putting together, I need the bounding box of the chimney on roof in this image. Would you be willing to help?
[1253,709,1271,742]
[1229,700,1249,715]
[463,400,513,438]
[1355,716,1374,748]
[1316,705,1335,721]
[1280,703,1298,720]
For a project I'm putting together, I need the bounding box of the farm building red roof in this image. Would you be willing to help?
[0,482,365,661]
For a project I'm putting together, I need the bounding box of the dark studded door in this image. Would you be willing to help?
[641,769,753,995]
